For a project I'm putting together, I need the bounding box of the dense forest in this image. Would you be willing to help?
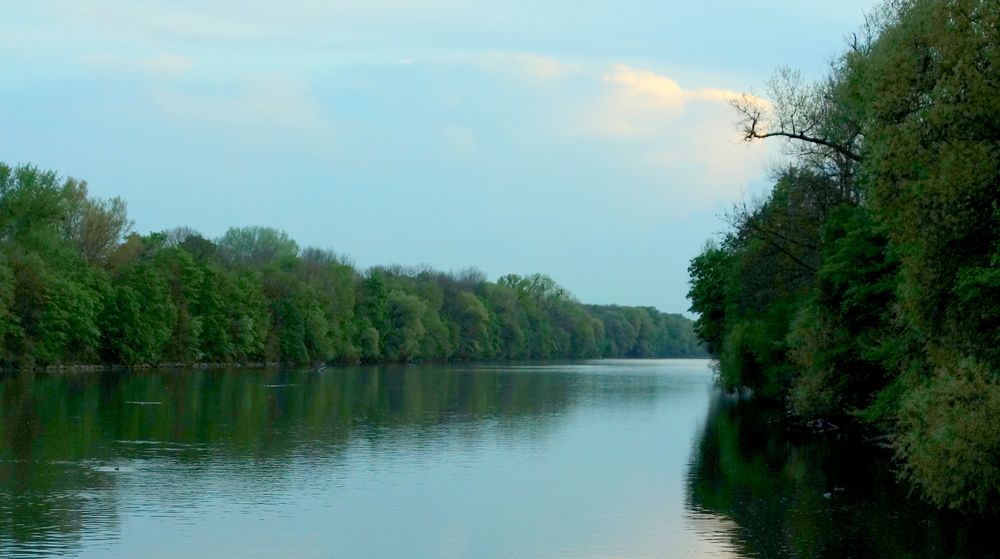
[0,162,704,370]
[688,0,999,512]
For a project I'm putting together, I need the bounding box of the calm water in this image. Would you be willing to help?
[0,360,992,558]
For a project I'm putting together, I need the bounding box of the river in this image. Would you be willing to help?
[0,360,991,558]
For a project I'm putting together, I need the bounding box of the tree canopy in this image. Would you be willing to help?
[688,0,1000,512]
[0,162,705,371]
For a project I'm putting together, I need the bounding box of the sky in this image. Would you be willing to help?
[0,0,879,314]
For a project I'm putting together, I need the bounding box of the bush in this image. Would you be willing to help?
[895,357,1000,512]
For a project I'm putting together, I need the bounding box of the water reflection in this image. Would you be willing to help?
[4,361,991,558]
[4,362,701,558]
[0,365,588,557]
[686,393,997,559]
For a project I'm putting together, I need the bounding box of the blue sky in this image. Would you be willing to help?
[1,0,877,314]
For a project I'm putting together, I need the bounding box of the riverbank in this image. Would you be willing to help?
[5,354,713,374]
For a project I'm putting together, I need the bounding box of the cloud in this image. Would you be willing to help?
[83,53,195,78]
[643,110,770,206]
[688,86,744,103]
[555,64,772,209]
[464,52,581,82]
[434,56,769,211]
[597,65,745,135]
[603,65,687,112]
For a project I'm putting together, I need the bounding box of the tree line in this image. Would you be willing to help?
[0,162,704,369]
[688,0,999,512]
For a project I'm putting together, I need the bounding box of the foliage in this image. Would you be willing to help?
[217,226,299,267]
[895,357,1000,513]
[688,0,1000,512]
[0,164,705,370]
[687,242,730,353]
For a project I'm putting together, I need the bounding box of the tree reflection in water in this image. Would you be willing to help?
[686,393,997,559]
[0,365,576,556]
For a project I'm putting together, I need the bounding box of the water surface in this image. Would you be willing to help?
[0,360,991,558]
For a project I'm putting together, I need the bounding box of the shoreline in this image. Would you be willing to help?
[3,354,713,374]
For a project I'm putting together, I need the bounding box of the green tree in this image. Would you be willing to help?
[689,0,1000,511]
[217,226,299,267]
[453,291,493,359]
[102,259,177,366]
[60,178,132,265]
[382,290,426,362]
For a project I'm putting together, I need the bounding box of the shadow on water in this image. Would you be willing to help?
[685,392,998,559]
[0,365,582,557]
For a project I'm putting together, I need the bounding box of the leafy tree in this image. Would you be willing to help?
[382,290,426,362]
[217,226,299,267]
[453,291,493,359]
[0,161,705,374]
[0,253,16,361]
[689,0,1000,511]
[102,260,177,366]
[0,164,65,247]
[60,178,132,265]
[687,242,730,353]
[896,357,1000,512]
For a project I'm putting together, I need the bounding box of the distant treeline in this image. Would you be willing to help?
[0,163,703,369]
[688,0,999,512]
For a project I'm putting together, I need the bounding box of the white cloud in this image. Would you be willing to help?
[644,109,770,206]
[603,65,687,112]
[574,65,772,210]
[463,52,581,82]
[83,53,195,78]
[597,65,747,136]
